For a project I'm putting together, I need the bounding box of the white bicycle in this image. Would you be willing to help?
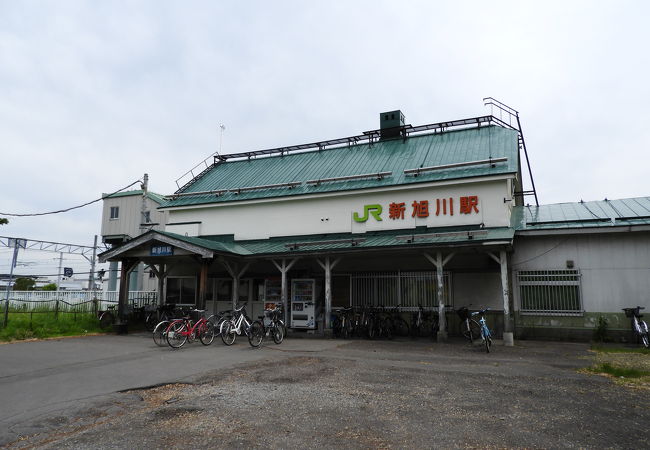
[623,306,649,348]
[220,304,253,346]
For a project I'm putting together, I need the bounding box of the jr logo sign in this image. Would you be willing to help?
[352,204,383,222]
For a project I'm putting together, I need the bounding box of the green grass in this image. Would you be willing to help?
[591,345,650,355]
[587,362,650,378]
[0,311,104,342]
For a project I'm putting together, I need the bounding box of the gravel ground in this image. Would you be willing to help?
[6,338,650,449]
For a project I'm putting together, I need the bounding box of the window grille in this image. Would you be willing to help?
[517,270,582,315]
[350,271,452,310]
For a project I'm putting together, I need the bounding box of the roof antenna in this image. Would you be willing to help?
[219,124,226,154]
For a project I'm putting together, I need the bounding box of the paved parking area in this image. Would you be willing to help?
[1,335,649,448]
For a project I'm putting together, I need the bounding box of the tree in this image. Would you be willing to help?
[42,283,57,291]
[0,218,7,225]
[14,277,36,290]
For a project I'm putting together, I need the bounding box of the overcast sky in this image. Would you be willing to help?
[1,0,649,276]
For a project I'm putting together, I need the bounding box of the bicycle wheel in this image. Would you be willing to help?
[392,318,410,337]
[483,328,491,353]
[367,317,377,340]
[153,320,171,347]
[166,321,187,349]
[221,321,236,346]
[341,317,352,339]
[460,319,481,343]
[99,311,115,330]
[426,318,439,340]
[383,318,394,340]
[277,319,288,339]
[417,319,435,338]
[199,321,215,346]
[271,323,284,344]
[332,317,342,338]
[641,333,650,349]
[248,321,264,348]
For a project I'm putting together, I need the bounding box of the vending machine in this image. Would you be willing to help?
[290,278,316,329]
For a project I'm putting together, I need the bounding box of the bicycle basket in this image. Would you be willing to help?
[456,307,470,321]
[190,309,205,321]
[623,307,639,318]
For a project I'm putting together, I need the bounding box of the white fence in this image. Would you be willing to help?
[3,290,157,312]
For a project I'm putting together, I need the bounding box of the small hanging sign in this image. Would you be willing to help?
[151,245,174,256]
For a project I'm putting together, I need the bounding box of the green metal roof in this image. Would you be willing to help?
[157,226,514,257]
[162,125,519,208]
[103,190,167,204]
[513,197,650,231]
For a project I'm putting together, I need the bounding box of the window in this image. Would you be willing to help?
[517,270,582,315]
[110,206,119,220]
[143,211,151,223]
[166,277,196,304]
[213,279,255,303]
[216,279,232,302]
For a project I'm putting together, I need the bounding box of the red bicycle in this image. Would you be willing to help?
[165,310,215,348]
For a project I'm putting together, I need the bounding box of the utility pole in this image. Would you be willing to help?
[87,235,97,291]
[56,252,63,294]
[2,239,24,327]
[131,173,150,292]
[140,173,149,234]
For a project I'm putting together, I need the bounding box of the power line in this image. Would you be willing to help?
[0,179,142,217]
[0,269,120,278]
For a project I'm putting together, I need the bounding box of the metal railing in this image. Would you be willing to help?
[516,270,582,315]
[350,271,452,311]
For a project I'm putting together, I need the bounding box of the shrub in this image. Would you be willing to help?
[593,316,609,343]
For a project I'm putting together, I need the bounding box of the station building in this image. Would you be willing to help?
[99,101,650,343]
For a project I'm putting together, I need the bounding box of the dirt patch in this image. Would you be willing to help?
[7,341,650,449]
[581,350,650,390]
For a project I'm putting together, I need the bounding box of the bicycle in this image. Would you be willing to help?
[368,306,394,340]
[145,303,178,331]
[474,307,493,353]
[622,306,649,348]
[332,307,354,339]
[98,305,117,330]
[456,306,480,344]
[248,305,285,348]
[166,309,216,348]
[220,304,253,346]
[207,310,231,337]
[411,304,438,339]
[152,319,171,347]
[387,305,410,337]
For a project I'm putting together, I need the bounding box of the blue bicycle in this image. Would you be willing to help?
[473,307,493,353]
[457,306,492,352]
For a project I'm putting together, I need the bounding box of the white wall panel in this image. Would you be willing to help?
[167,178,512,240]
[513,232,650,312]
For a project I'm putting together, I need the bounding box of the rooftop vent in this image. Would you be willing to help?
[379,110,405,140]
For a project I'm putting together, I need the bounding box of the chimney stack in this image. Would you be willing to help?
[379,110,405,140]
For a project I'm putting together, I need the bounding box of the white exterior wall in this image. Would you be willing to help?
[512,230,650,313]
[166,177,513,240]
[101,194,168,239]
[453,272,503,309]
[101,193,168,293]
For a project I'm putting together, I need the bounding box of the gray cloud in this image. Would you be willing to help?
[1,0,648,259]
